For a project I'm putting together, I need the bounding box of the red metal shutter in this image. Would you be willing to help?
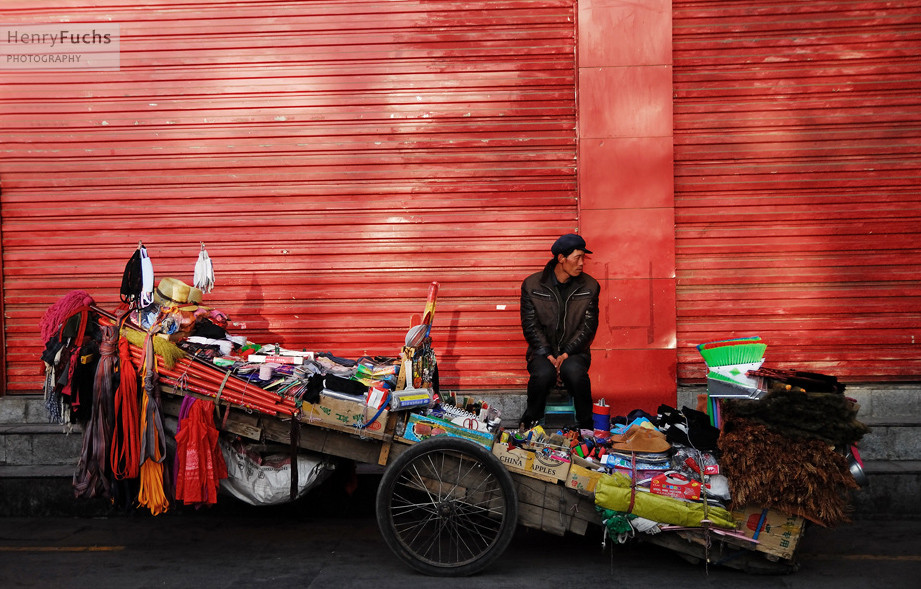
[672,1,921,382]
[0,0,577,394]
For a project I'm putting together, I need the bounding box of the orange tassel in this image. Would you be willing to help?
[138,458,169,516]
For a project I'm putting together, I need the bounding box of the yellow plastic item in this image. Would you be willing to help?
[594,472,735,529]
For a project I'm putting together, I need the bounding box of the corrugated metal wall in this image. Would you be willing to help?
[0,0,577,393]
[673,1,921,382]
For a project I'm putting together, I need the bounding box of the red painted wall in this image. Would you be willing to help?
[672,0,921,384]
[0,1,681,410]
[577,0,678,414]
[0,1,580,395]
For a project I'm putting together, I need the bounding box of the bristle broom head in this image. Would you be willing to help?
[696,336,761,353]
[120,327,186,369]
[698,341,766,367]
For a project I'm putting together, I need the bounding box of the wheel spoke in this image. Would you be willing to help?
[411,457,501,562]
[456,495,507,520]
[445,514,482,559]
[454,505,503,545]
[402,516,440,553]
[404,461,439,503]
[391,485,440,547]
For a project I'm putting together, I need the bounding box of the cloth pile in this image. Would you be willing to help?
[39,290,100,424]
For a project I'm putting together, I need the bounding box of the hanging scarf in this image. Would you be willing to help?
[171,396,196,492]
[137,329,169,515]
[73,323,117,499]
[110,331,141,480]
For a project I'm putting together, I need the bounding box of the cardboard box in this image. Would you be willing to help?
[565,462,604,495]
[492,440,571,483]
[399,413,495,450]
[299,393,390,435]
[649,472,705,501]
[731,505,806,560]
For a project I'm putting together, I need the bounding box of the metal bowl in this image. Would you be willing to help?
[847,445,869,487]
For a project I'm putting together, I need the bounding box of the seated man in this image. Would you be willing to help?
[518,233,600,430]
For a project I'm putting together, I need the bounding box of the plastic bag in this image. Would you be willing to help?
[219,438,334,505]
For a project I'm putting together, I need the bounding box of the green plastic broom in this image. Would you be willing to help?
[696,336,766,368]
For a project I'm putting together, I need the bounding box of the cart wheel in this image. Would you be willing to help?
[376,437,518,576]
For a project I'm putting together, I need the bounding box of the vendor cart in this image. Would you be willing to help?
[156,381,598,577]
[70,301,594,577]
[154,374,799,577]
[150,359,797,578]
[54,298,812,578]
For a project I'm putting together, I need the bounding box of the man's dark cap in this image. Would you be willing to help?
[551,233,593,256]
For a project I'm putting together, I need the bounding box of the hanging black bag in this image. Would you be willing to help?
[120,248,143,304]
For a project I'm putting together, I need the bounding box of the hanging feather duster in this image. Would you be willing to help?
[719,417,858,527]
[194,242,215,294]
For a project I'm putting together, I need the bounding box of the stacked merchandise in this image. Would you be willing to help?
[38,244,449,514]
[565,337,867,567]
[491,425,573,483]
[573,406,739,544]
[399,395,501,450]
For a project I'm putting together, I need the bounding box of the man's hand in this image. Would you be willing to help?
[547,353,570,372]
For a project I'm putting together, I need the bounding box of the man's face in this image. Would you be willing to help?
[558,250,586,279]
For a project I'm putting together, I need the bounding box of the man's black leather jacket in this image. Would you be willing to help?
[520,259,600,359]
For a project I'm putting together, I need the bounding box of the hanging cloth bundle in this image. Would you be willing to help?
[137,329,170,515]
[73,322,117,499]
[110,328,141,480]
[39,290,95,343]
[193,242,215,294]
[139,245,155,307]
[39,290,96,422]
[120,248,142,306]
[172,396,195,492]
[174,398,227,506]
[120,244,155,307]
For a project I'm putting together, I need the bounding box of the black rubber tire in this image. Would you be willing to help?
[376,437,518,576]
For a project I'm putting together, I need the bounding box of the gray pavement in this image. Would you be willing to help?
[1,475,920,588]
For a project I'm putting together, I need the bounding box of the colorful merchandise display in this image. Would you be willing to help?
[35,245,868,576]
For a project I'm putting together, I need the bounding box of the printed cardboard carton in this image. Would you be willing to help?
[399,413,495,450]
[565,462,604,495]
[731,505,806,560]
[299,393,389,435]
[649,472,705,501]
[492,441,571,483]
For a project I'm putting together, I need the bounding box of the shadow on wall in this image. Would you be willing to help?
[233,273,281,346]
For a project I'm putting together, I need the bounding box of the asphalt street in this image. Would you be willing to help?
[1,476,919,588]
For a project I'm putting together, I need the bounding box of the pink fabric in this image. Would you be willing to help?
[39,290,95,342]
